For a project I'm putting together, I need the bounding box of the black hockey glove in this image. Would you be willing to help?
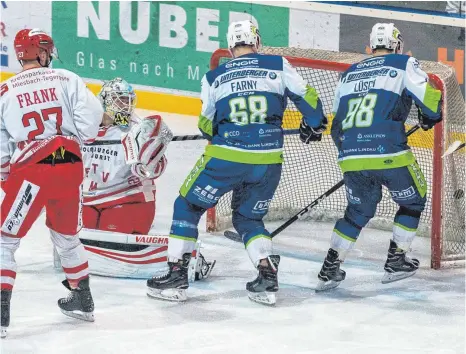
[299,116,328,144]
[417,104,442,131]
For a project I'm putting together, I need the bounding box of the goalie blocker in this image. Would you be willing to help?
[53,229,215,281]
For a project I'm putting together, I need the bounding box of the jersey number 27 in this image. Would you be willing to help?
[22,107,63,140]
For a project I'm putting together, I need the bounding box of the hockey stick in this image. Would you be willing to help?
[172,129,299,142]
[87,135,207,145]
[223,125,421,243]
[89,129,301,145]
[442,141,465,158]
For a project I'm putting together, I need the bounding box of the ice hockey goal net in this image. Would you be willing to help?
[207,47,465,269]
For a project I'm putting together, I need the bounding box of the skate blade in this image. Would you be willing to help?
[1,327,7,338]
[315,279,341,292]
[381,270,416,284]
[197,260,216,281]
[248,291,276,306]
[147,287,187,302]
[60,309,95,322]
[204,260,216,279]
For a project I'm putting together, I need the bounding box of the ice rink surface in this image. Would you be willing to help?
[1,110,464,354]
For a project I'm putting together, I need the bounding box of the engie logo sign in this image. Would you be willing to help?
[51,1,289,93]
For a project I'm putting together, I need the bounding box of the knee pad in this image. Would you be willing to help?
[232,211,266,239]
[394,205,423,231]
[344,203,376,229]
[396,205,423,218]
[170,196,206,239]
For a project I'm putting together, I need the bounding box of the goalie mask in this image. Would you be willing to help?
[370,23,404,54]
[227,20,261,57]
[98,78,137,128]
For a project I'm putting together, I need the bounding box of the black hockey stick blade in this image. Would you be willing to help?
[222,124,420,243]
[224,230,242,242]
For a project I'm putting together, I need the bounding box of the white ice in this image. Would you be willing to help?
[1,110,464,354]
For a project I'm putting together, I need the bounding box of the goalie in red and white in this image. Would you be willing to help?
[54,78,215,280]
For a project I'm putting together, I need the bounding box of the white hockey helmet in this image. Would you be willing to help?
[98,77,137,127]
[370,23,404,54]
[227,20,261,54]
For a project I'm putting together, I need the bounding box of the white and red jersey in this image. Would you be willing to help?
[82,116,168,206]
[0,67,103,172]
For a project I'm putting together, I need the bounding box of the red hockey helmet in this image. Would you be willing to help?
[14,28,56,62]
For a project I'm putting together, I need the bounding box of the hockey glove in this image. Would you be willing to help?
[417,105,442,131]
[299,116,328,144]
[131,155,168,180]
[122,115,173,165]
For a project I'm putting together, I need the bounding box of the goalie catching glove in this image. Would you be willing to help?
[299,115,328,143]
[122,115,173,179]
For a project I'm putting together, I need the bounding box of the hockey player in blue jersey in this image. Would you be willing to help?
[147,20,327,305]
[316,23,442,291]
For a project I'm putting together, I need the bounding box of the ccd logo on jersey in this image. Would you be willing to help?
[225,130,240,138]
[225,59,259,68]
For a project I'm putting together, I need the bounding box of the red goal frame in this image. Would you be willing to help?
[208,49,445,269]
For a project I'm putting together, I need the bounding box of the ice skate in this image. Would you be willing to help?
[316,248,346,292]
[246,255,280,306]
[382,240,419,284]
[1,290,11,338]
[58,277,95,322]
[147,253,191,302]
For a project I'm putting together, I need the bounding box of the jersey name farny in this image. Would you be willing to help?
[199,53,323,165]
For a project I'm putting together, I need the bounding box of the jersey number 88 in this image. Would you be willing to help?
[342,93,377,130]
[229,95,267,125]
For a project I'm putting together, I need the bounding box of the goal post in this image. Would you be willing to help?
[207,47,465,269]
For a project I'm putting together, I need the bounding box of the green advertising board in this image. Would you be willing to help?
[52,1,289,92]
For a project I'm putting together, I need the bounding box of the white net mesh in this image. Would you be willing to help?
[209,47,465,267]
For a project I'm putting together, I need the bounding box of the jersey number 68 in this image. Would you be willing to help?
[229,95,267,125]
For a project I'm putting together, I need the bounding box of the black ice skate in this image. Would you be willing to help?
[246,255,280,306]
[1,289,11,338]
[147,253,191,302]
[316,248,346,292]
[58,277,95,322]
[382,240,419,284]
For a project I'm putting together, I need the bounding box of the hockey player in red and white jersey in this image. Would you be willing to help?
[81,78,168,236]
[66,78,215,281]
[0,29,103,337]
